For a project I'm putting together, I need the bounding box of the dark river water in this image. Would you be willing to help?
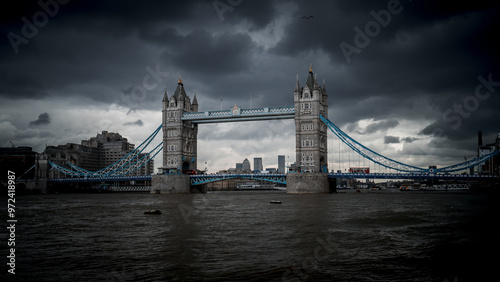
[5,190,499,281]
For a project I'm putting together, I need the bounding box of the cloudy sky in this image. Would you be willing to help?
[1,0,499,173]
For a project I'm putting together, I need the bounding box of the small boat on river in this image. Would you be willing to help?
[144,210,162,214]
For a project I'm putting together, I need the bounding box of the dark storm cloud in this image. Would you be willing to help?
[211,0,277,29]
[273,0,499,64]
[401,136,419,143]
[0,0,272,103]
[271,0,500,126]
[384,135,400,144]
[419,73,500,142]
[123,119,144,127]
[161,29,256,75]
[1,0,499,163]
[382,135,420,145]
[29,112,50,126]
[365,119,399,134]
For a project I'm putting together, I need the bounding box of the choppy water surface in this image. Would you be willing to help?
[10,190,499,281]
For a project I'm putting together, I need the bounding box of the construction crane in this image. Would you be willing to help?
[9,141,16,148]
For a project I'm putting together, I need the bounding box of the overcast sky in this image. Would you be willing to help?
[1,0,499,173]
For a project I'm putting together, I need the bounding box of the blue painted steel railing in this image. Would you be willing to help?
[49,175,153,183]
[190,173,287,185]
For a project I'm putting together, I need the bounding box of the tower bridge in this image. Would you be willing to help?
[153,65,331,193]
[40,65,499,193]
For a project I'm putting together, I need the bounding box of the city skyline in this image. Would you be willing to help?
[1,1,499,173]
[227,155,289,173]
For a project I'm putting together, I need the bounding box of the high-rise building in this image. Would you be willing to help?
[278,155,285,173]
[83,131,135,168]
[254,157,263,172]
[242,158,251,172]
[44,131,154,176]
[236,163,243,170]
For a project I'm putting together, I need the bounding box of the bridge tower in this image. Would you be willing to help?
[161,76,198,173]
[153,76,199,193]
[288,65,333,193]
[294,64,328,173]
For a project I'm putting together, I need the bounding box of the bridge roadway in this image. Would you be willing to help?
[49,172,498,184]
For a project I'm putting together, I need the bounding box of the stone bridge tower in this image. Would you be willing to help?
[294,64,328,173]
[161,76,198,173]
[287,65,333,193]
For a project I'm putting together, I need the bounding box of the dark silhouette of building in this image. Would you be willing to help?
[0,146,38,181]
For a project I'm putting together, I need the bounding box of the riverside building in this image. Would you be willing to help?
[44,131,154,177]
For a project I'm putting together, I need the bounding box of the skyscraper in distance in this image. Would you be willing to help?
[254,157,263,172]
[278,155,285,173]
[242,158,251,171]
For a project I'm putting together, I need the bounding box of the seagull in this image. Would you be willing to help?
[301,16,314,19]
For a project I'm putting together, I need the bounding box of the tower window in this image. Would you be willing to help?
[302,139,313,147]
[301,123,313,131]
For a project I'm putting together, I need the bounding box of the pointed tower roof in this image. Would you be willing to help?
[294,74,300,92]
[306,64,315,90]
[173,75,187,101]
[192,91,198,105]
[313,73,320,90]
[162,87,168,102]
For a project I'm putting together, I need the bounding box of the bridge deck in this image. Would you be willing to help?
[48,172,498,183]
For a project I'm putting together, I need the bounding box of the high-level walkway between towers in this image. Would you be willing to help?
[181,105,295,123]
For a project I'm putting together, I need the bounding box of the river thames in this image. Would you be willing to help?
[9,190,499,281]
